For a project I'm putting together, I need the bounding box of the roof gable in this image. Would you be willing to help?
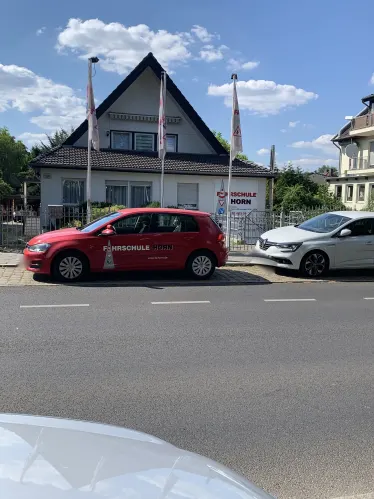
[65,53,227,155]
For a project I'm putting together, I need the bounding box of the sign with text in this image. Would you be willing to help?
[215,180,257,214]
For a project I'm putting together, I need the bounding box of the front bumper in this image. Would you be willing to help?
[252,241,303,269]
[23,249,51,274]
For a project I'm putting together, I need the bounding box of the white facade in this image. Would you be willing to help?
[38,55,269,220]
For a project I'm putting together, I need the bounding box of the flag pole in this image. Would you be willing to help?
[226,73,238,246]
[87,58,93,224]
[86,56,99,224]
[158,71,167,207]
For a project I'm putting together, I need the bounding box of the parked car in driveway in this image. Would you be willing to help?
[254,211,374,276]
[23,208,228,281]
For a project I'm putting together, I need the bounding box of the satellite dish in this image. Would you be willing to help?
[345,143,359,159]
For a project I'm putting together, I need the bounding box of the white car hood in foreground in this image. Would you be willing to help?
[0,414,273,499]
[261,225,326,244]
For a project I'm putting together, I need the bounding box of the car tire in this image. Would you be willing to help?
[52,251,89,282]
[300,250,329,278]
[187,251,216,280]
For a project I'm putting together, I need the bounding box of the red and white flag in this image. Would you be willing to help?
[230,77,242,160]
[158,71,167,159]
[87,67,99,152]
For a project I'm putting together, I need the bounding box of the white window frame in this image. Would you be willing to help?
[166,134,177,152]
[335,185,342,199]
[346,184,354,202]
[62,179,85,206]
[105,181,128,206]
[134,132,155,152]
[357,184,366,203]
[177,183,199,210]
[369,140,374,167]
[111,131,132,150]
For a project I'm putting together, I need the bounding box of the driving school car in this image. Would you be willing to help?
[24,208,228,281]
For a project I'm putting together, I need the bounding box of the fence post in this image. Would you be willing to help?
[280,211,285,227]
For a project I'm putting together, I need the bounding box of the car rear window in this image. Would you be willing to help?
[210,216,223,232]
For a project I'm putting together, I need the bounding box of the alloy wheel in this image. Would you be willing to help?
[191,255,212,277]
[59,256,83,280]
[304,253,326,277]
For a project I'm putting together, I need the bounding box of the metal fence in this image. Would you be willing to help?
[0,205,351,252]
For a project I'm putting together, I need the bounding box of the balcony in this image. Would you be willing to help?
[350,113,374,137]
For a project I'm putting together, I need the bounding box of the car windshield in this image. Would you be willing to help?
[79,212,121,233]
[298,213,351,233]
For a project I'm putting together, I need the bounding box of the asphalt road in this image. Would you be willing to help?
[1,282,374,499]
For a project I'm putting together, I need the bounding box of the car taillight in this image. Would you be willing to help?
[217,233,225,243]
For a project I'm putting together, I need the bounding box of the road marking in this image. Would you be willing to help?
[264,298,316,302]
[20,304,90,309]
[151,301,211,305]
[363,297,374,300]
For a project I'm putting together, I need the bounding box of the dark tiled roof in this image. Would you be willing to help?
[30,146,274,178]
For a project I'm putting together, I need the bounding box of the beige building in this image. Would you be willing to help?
[327,94,374,209]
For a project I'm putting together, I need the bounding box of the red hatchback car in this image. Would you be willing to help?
[24,208,228,282]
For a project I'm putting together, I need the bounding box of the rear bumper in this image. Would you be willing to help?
[217,248,229,267]
[23,250,51,274]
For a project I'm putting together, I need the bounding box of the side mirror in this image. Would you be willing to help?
[339,228,352,238]
[100,224,116,236]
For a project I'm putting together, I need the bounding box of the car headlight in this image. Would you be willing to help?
[27,243,51,253]
[276,242,302,252]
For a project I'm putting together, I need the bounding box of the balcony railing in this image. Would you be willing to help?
[352,113,374,130]
[348,157,369,170]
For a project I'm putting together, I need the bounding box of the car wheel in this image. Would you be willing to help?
[300,250,329,278]
[52,252,89,282]
[187,251,216,280]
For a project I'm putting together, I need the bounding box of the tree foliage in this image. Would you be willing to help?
[0,127,29,197]
[212,130,249,161]
[30,128,72,158]
[274,163,344,212]
[314,165,338,176]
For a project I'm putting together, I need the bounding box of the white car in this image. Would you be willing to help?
[254,211,374,277]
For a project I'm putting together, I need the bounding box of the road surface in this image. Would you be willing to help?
[1,282,374,499]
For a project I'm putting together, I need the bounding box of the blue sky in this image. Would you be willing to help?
[1,0,373,170]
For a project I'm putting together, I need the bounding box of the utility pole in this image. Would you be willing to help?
[268,145,275,211]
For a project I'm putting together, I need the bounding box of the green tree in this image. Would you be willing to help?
[30,128,72,158]
[0,127,29,196]
[315,165,338,176]
[212,130,249,161]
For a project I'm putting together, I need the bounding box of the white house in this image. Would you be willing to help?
[327,93,374,208]
[31,53,273,224]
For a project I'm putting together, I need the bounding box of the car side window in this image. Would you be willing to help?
[111,214,151,234]
[151,214,199,233]
[346,218,374,237]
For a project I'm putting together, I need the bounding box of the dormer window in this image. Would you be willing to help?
[110,130,177,152]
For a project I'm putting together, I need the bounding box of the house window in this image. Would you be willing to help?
[335,185,342,199]
[134,133,154,151]
[346,184,353,202]
[357,184,366,202]
[177,183,198,210]
[106,182,128,206]
[130,182,151,207]
[62,179,84,205]
[349,158,357,169]
[370,142,374,167]
[112,131,131,150]
[166,135,177,152]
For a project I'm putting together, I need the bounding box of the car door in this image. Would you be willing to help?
[147,213,200,269]
[334,218,374,268]
[89,213,155,271]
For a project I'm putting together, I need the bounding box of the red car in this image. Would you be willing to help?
[24,208,228,282]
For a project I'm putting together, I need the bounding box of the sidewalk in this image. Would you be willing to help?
[0,252,22,267]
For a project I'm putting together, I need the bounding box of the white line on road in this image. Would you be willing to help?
[20,304,90,309]
[264,298,316,302]
[151,301,211,305]
[363,297,374,300]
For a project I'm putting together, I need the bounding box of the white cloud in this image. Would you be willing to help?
[18,132,48,147]
[199,45,224,62]
[227,59,259,71]
[370,73,374,85]
[280,128,287,133]
[57,18,193,74]
[257,148,270,156]
[191,25,216,43]
[36,27,46,36]
[208,79,318,115]
[0,63,85,132]
[289,120,300,128]
[287,157,339,170]
[290,134,336,154]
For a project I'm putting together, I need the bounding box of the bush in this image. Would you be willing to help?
[145,201,161,208]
